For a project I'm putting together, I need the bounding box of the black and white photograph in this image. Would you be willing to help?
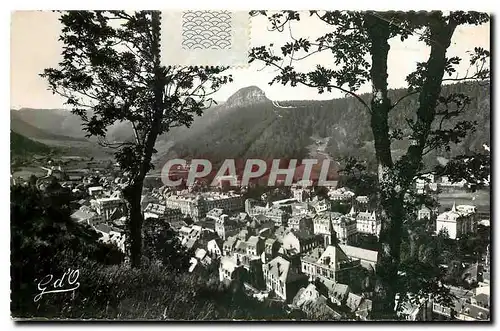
[8,6,492,321]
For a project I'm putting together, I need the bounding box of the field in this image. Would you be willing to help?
[438,189,490,214]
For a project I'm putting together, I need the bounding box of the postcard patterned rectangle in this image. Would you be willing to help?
[161,10,249,66]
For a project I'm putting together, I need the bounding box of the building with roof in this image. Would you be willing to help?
[203,191,243,213]
[415,174,437,194]
[282,231,321,255]
[355,209,380,238]
[313,212,342,247]
[144,203,184,224]
[164,194,206,219]
[206,207,225,221]
[245,236,265,256]
[274,226,292,243]
[291,283,342,320]
[326,280,350,306]
[264,238,280,258]
[311,199,330,214]
[440,176,467,188]
[207,238,223,258]
[88,186,104,198]
[265,207,288,227]
[71,206,103,225]
[339,244,379,271]
[431,291,490,321]
[332,215,358,245]
[346,292,363,312]
[223,236,239,256]
[214,214,239,240]
[164,191,243,221]
[183,237,198,250]
[417,205,432,220]
[462,263,480,286]
[457,302,490,321]
[436,202,476,239]
[355,196,369,204]
[291,202,312,217]
[245,198,289,227]
[395,294,432,321]
[328,187,355,201]
[234,240,249,257]
[219,255,248,283]
[431,297,462,321]
[194,248,212,266]
[301,245,360,283]
[237,228,253,242]
[288,215,314,233]
[178,225,211,250]
[272,198,299,208]
[262,256,308,302]
[471,293,490,310]
[355,298,373,320]
[291,185,310,203]
[91,196,126,222]
[93,223,126,252]
[456,204,477,217]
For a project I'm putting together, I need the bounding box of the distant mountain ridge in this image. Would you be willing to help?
[11,110,86,142]
[168,82,490,171]
[11,82,490,170]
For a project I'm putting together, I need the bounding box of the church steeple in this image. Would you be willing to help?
[451,201,457,212]
[349,205,356,216]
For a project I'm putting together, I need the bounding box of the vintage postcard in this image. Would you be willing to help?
[10,10,491,321]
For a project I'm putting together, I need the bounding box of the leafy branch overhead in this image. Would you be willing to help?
[41,11,232,176]
[250,10,490,186]
[250,9,490,316]
[41,10,233,268]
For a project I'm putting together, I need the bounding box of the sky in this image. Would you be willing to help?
[10,11,490,109]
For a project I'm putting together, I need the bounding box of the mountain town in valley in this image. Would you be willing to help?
[10,10,491,322]
[11,85,491,321]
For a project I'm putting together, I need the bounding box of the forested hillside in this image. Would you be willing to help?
[170,82,490,170]
[10,131,56,157]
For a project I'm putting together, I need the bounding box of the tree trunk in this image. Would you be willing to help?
[125,11,164,269]
[365,13,404,316]
[381,18,457,300]
[124,182,144,268]
[363,14,459,317]
[403,16,458,178]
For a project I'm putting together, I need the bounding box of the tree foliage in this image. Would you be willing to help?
[11,184,124,317]
[41,11,232,267]
[143,218,191,271]
[250,10,490,315]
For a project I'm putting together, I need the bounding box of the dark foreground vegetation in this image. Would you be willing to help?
[11,184,303,320]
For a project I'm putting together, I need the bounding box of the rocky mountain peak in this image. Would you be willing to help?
[225,86,268,107]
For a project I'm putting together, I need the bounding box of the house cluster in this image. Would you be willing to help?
[18,156,490,321]
[70,185,128,252]
[291,277,374,320]
[413,173,483,194]
[327,187,356,201]
[155,188,244,221]
[395,229,490,322]
[396,281,490,321]
[168,190,381,319]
